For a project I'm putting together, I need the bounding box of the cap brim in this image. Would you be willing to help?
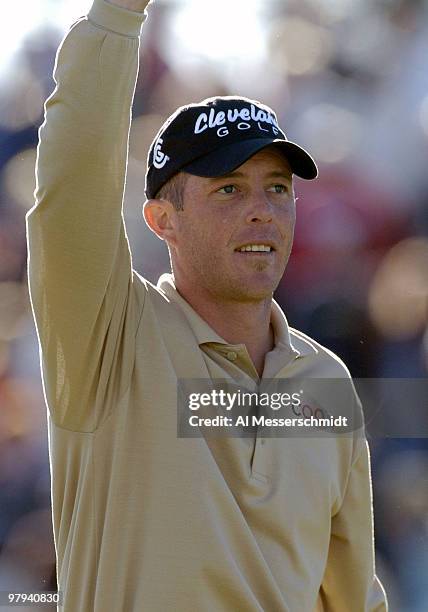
[182,138,318,180]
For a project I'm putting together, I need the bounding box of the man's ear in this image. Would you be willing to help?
[143,199,178,246]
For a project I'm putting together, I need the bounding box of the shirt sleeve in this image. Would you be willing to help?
[317,436,389,611]
[25,0,147,432]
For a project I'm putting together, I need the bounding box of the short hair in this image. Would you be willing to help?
[154,172,188,211]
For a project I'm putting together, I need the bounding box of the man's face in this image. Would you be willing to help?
[170,147,296,303]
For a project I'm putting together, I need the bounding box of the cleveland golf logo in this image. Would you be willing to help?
[153,137,170,169]
[194,104,280,138]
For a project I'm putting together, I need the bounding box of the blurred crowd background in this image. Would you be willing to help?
[0,0,427,609]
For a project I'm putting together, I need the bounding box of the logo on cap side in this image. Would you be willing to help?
[153,137,170,169]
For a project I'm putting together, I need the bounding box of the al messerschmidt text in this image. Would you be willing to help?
[189,415,349,428]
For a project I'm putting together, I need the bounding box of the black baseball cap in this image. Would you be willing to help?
[145,95,318,200]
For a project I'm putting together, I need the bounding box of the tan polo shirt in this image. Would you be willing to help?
[25,1,388,610]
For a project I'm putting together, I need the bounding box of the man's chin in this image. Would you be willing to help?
[223,273,280,303]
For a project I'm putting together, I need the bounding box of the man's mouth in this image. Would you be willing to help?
[234,244,275,253]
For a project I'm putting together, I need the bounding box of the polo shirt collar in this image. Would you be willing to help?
[157,273,305,358]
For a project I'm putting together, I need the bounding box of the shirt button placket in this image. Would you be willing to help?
[251,431,269,482]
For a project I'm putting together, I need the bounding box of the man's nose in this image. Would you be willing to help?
[245,190,273,224]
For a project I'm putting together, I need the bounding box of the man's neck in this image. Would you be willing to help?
[175,281,274,377]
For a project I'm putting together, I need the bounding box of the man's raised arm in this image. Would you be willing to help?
[107,0,150,11]
[25,0,151,431]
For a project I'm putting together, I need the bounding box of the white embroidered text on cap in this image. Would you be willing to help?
[153,137,170,169]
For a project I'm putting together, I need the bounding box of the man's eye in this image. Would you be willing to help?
[268,184,289,194]
[217,185,237,194]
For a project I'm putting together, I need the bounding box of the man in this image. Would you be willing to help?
[26,0,388,610]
